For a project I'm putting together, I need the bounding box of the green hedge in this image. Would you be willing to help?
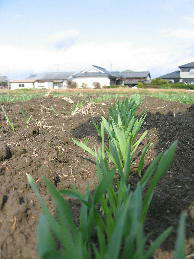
[139,82,194,90]
[105,85,128,89]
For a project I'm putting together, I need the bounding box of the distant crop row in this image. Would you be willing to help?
[0,88,193,104]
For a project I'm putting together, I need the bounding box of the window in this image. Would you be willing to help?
[19,84,24,87]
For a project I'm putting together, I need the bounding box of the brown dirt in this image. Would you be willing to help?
[0,95,193,259]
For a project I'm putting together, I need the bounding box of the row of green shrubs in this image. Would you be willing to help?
[105,78,194,90]
[138,78,194,90]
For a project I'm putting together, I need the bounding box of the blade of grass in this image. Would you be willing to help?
[142,141,177,221]
[36,214,57,258]
[173,212,186,259]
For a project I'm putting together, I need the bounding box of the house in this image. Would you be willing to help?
[119,70,151,86]
[10,72,73,90]
[28,72,73,88]
[9,65,151,90]
[71,65,118,88]
[159,62,194,84]
[71,65,151,88]
[10,80,36,90]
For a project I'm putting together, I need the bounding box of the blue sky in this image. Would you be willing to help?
[0,0,194,78]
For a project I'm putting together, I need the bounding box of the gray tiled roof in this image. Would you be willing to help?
[72,70,151,79]
[72,72,111,78]
[159,70,180,79]
[179,62,194,68]
[124,79,139,84]
[27,72,73,80]
[26,66,151,81]
[120,71,150,78]
[92,65,109,73]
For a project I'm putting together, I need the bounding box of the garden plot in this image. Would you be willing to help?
[0,94,193,259]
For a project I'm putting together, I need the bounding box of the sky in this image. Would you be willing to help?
[0,0,194,79]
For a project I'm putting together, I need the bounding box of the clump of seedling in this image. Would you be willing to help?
[19,108,33,128]
[1,105,15,131]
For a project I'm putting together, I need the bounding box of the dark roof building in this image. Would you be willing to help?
[27,72,73,80]
[159,62,194,83]
[159,71,180,80]
[120,71,151,79]
[72,65,151,86]
[179,62,194,68]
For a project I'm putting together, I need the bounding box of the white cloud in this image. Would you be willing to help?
[163,28,194,39]
[0,39,193,78]
[184,13,194,24]
[172,29,194,39]
[49,30,80,49]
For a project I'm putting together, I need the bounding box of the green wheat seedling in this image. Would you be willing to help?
[19,108,28,117]
[27,141,186,258]
[50,105,58,115]
[1,105,15,131]
[82,137,91,146]
[26,115,33,128]
[19,109,33,128]
[90,94,118,104]
[0,94,16,103]
[108,94,141,128]
[74,95,148,179]
[147,92,194,104]
[72,101,86,113]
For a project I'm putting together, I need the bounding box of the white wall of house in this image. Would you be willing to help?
[34,81,53,89]
[180,70,194,79]
[10,82,34,90]
[72,77,110,88]
[62,80,68,88]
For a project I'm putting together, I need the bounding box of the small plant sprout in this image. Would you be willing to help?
[1,105,15,131]
[82,137,91,146]
[26,115,33,128]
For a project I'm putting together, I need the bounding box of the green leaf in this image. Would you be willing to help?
[43,177,77,235]
[80,190,90,241]
[41,177,82,258]
[73,139,96,157]
[93,171,114,204]
[42,251,66,259]
[60,189,89,207]
[27,174,65,245]
[123,143,132,182]
[96,226,106,256]
[145,227,172,258]
[142,141,177,221]
[36,214,57,258]
[132,130,147,154]
[109,141,123,178]
[107,198,130,259]
[140,153,162,189]
[137,143,151,177]
[174,212,186,259]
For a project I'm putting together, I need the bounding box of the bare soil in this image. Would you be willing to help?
[0,94,193,259]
